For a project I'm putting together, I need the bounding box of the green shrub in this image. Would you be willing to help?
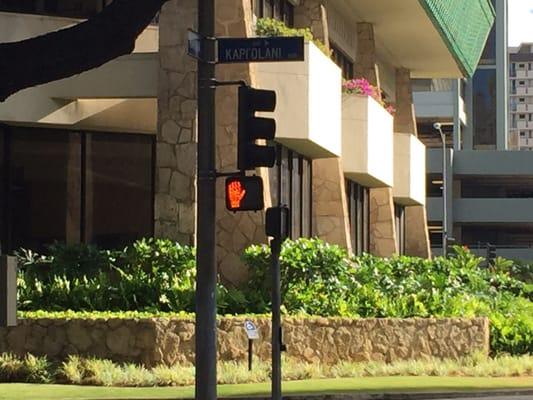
[0,353,25,382]
[22,354,52,384]
[2,353,532,386]
[243,238,356,316]
[241,240,532,355]
[17,238,197,312]
[255,18,330,56]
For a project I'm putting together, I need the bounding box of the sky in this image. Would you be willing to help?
[508,0,533,46]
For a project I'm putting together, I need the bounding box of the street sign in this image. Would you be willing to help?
[217,37,304,63]
[187,30,203,60]
[244,320,259,340]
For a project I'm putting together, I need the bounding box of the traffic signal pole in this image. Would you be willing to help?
[270,236,282,400]
[196,0,217,398]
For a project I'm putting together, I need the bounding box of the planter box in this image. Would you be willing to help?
[341,94,393,187]
[393,132,426,206]
[255,42,342,158]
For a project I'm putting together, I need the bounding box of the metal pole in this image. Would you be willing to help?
[440,130,448,258]
[195,0,217,398]
[271,237,282,400]
[248,339,253,371]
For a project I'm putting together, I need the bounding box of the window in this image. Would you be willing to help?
[275,145,312,238]
[521,131,526,137]
[520,114,526,119]
[331,44,354,79]
[345,180,369,255]
[253,0,294,26]
[0,126,154,253]
[394,204,405,255]
[520,98,525,102]
[473,69,497,148]
[519,63,526,68]
[519,81,526,85]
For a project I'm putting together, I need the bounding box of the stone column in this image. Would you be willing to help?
[312,158,352,251]
[215,0,269,286]
[293,0,329,48]
[156,0,198,245]
[294,0,351,250]
[394,68,417,135]
[394,68,430,258]
[354,22,396,257]
[157,0,270,285]
[354,23,381,90]
[369,187,398,256]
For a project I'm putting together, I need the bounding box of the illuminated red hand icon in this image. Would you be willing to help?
[228,180,246,209]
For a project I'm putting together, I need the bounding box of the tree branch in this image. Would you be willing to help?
[0,0,170,102]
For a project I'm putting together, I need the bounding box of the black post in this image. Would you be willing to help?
[271,237,282,400]
[195,0,217,399]
[248,339,253,371]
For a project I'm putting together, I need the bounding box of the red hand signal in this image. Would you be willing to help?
[228,180,247,209]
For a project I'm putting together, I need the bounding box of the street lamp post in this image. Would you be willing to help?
[434,122,448,257]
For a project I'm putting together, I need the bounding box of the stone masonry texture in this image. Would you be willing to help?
[0,317,489,367]
[156,0,269,285]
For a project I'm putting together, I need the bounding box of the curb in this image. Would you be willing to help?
[217,389,533,399]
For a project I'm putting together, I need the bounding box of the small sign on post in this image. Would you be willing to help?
[244,320,259,371]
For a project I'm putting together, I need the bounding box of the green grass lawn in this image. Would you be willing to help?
[0,376,532,400]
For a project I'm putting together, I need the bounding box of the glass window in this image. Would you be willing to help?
[276,145,312,238]
[331,43,354,79]
[253,0,294,26]
[0,125,154,252]
[472,69,497,148]
[8,127,77,251]
[345,180,369,255]
[394,204,405,255]
[85,133,153,248]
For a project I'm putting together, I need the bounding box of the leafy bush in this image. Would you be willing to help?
[15,237,533,355]
[17,238,197,312]
[255,17,330,56]
[241,240,533,355]
[0,353,51,383]
[3,353,533,386]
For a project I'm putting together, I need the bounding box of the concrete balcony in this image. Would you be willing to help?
[341,94,393,187]
[255,42,342,158]
[514,86,533,96]
[454,198,533,223]
[515,103,533,113]
[516,120,533,130]
[393,133,426,206]
[0,11,158,52]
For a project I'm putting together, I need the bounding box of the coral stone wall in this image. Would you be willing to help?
[0,317,489,367]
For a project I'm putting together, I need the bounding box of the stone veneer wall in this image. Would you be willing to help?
[0,317,489,367]
[156,0,269,285]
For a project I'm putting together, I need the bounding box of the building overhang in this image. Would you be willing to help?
[336,0,494,78]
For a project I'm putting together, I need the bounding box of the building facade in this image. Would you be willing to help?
[509,43,533,150]
[415,0,533,261]
[0,0,493,279]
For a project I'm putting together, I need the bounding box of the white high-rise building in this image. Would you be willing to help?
[509,43,533,150]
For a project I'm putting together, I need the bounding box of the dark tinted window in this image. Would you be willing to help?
[472,69,497,148]
[345,180,369,255]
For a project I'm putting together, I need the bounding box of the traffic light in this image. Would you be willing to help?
[238,86,276,171]
[225,176,264,212]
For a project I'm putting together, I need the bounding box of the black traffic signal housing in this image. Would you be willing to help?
[225,176,264,212]
[238,86,276,171]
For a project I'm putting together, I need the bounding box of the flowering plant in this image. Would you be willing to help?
[342,78,395,115]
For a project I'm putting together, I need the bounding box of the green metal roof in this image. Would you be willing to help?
[418,0,495,78]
